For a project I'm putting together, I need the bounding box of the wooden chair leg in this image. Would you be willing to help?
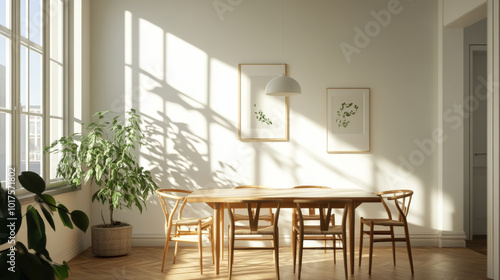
[173,240,180,264]
[368,222,374,275]
[210,225,215,265]
[274,229,280,280]
[198,221,203,274]
[404,226,414,275]
[390,225,396,266]
[359,220,364,266]
[324,237,327,254]
[342,233,348,280]
[292,228,297,273]
[228,228,235,280]
[161,237,170,272]
[298,231,304,280]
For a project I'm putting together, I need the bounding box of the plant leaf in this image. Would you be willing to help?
[22,251,54,280]
[71,210,89,233]
[41,194,57,211]
[18,171,46,194]
[53,261,70,280]
[57,204,73,229]
[26,206,47,253]
[40,205,55,231]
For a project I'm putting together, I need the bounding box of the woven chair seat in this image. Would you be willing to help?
[293,225,343,235]
[173,216,213,227]
[361,218,404,227]
[234,225,275,235]
[233,213,273,221]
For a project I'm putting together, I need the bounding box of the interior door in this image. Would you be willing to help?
[469,45,487,239]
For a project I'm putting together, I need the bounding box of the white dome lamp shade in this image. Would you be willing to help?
[265,74,301,96]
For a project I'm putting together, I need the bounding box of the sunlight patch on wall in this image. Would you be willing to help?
[209,58,238,120]
[139,18,164,81]
[166,33,208,106]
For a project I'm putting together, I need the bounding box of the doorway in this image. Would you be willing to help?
[468,44,487,246]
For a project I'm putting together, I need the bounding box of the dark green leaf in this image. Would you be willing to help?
[53,261,70,280]
[18,171,46,194]
[26,206,46,253]
[22,251,54,280]
[57,204,73,229]
[41,194,57,211]
[40,205,55,231]
[71,210,89,233]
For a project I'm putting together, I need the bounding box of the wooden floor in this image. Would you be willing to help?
[67,245,489,280]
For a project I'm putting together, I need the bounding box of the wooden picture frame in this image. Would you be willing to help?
[326,88,370,153]
[238,64,289,141]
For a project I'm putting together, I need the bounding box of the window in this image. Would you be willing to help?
[0,0,67,191]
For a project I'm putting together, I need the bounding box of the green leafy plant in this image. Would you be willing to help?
[254,104,273,125]
[336,102,359,128]
[0,171,89,280]
[45,109,158,227]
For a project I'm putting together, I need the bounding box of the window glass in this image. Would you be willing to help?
[20,0,27,39]
[29,50,42,113]
[0,112,11,183]
[50,0,63,62]
[29,115,42,173]
[20,114,27,172]
[0,0,11,29]
[0,35,11,109]
[20,46,27,112]
[49,118,62,179]
[29,0,43,46]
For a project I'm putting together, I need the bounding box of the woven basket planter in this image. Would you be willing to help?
[91,224,133,257]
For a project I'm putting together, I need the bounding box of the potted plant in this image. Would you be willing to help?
[45,109,158,257]
[0,171,89,279]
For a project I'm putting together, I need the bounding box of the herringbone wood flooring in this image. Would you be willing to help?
[67,246,488,280]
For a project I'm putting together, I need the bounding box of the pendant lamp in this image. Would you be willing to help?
[265,0,301,96]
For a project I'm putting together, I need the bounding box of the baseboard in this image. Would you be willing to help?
[438,230,467,247]
[53,237,91,263]
[131,231,466,248]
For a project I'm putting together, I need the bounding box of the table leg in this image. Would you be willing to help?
[220,205,225,260]
[213,203,220,275]
[349,201,355,275]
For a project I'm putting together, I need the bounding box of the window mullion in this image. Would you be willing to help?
[43,0,50,182]
[11,0,21,188]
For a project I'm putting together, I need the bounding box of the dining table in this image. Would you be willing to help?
[186,187,381,275]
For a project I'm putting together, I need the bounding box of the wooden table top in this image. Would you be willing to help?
[186,188,381,204]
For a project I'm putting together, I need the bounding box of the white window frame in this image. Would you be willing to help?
[1,0,70,195]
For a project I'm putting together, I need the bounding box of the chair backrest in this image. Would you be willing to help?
[156,188,192,228]
[227,200,281,231]
[232,185,274,217]
[375,190,413,222]
[293,186,331,216]
[294,199,349,231]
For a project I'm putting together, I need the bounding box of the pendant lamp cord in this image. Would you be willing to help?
[281,0,285,74]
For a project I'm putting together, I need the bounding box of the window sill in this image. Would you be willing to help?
[17,184,82,205]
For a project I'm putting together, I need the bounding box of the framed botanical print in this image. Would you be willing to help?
[238,64,289,141]
[326,88,370,153]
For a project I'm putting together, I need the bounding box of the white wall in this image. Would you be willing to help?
[89,0,445,246]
